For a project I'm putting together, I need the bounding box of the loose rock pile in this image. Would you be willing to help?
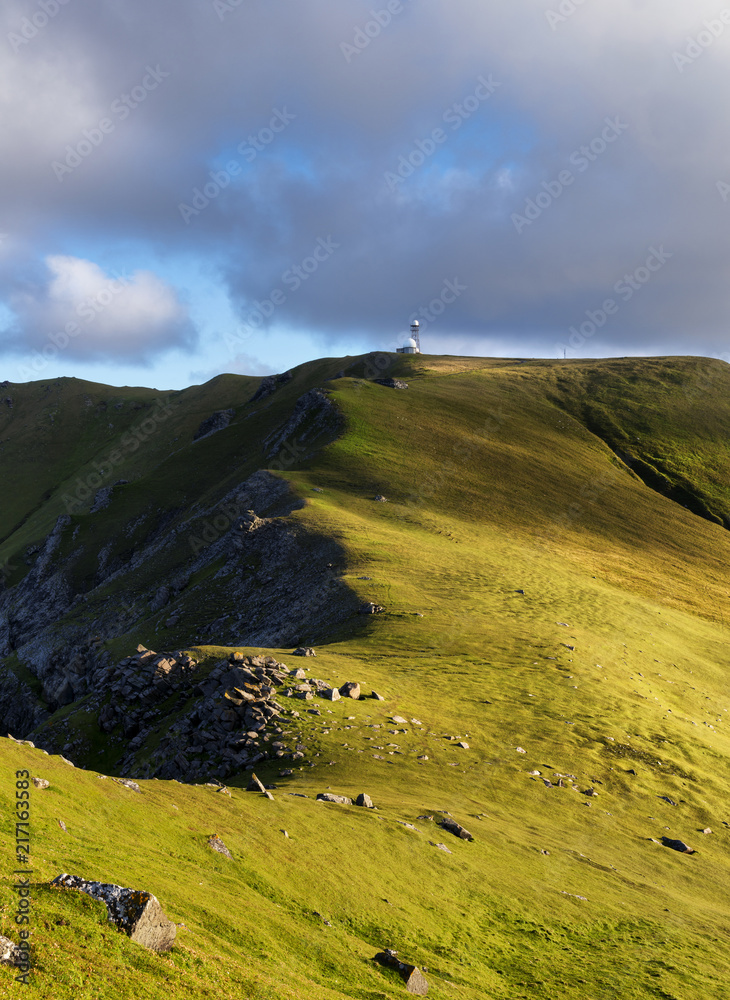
[98,646,362,783]
[97,645,199,743]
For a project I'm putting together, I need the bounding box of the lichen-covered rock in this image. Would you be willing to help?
[0,935,24,967]
[51,874,176,951]
[207,835,233,859]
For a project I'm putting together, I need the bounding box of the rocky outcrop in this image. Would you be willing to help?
[263,389,342,462]
[0,666,48,736]
[51,874,176,951]
[45,646,347,783]
[193,408,235,441]
[249,371,293,403]
[0,469,362,743]
[374,378,409,389]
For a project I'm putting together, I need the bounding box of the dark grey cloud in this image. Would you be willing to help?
[1,0,730,366]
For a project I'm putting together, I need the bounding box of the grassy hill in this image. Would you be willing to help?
[2,353,730,998]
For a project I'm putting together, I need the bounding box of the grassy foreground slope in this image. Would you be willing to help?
[2,354,730,999]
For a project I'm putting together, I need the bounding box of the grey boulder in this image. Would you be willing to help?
[51,874,176,951]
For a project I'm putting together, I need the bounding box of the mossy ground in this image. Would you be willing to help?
[2,355,730,997]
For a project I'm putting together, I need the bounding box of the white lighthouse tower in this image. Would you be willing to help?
[396,320,421,354]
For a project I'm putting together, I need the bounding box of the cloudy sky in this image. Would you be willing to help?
[1,0,730,388]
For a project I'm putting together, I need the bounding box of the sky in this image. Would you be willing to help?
[2,0,730,389]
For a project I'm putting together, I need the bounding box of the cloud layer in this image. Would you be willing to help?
[2,0,730,372]
[4,255,195,363]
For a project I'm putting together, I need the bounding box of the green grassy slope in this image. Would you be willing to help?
[2,354,730,998]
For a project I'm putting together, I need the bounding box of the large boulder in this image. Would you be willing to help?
[373,951,428,994]
[339,682,361,700]
[316,793,352,805]
[51,874,176,951]
[440,817,474,842]
[662,837,695,854]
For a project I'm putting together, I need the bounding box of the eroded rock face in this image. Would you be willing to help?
[0,469,361,744]
[51,874,176,952]
[193,408,235,441]
[263,389,342,462]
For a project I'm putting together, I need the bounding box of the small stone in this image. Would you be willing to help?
[323,687,341,701]
[293,647,316,657]
[371,691,385,700]
[456,741,469,749]
[392,716,408,724]
[703,828,712,835]
[374,495,388,502]
[58,820,67,832]
[516,747,527,754]
[32,778,50,789]
[356,793,375,808]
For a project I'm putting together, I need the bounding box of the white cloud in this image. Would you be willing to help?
[8,255,196,361]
